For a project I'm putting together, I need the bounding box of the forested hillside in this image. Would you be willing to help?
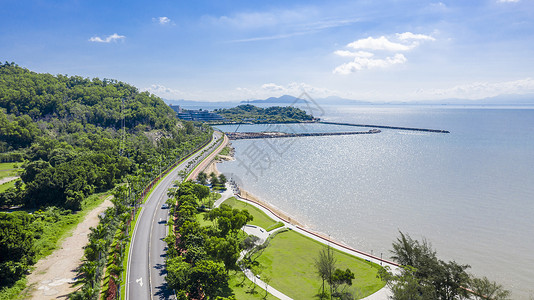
[0,62,212,293]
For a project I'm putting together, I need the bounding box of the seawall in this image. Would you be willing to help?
[319,121,450,133]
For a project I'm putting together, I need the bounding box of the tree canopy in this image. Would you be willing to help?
[214,104,315,123]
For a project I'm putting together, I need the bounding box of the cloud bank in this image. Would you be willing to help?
[89,33,125,43]
[333,32,434,74]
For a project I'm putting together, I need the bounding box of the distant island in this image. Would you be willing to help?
[213,104,317,123]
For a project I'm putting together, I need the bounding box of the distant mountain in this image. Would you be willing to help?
[314,96,372,106]
[241,95,307,104]
[163,93,534,111]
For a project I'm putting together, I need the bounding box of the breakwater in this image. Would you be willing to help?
[319,121,450,133]
[227,129,380,140]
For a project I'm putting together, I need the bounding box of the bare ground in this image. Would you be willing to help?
[0,176,18,185]
[22,197,114,299]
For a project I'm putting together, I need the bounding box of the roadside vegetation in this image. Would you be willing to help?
[0,62,212,299]
[213,104,315,123]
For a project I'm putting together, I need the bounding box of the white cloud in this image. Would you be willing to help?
[498,0,519,2]
[333,54,407,74]
[334,32,434,74]
[333,50,374,58]
[232,82,341,100]
[261,83,285,92]
[396,32,435,41]
[347,36,414,51]
[144,84,185,99]
[89,33,125,43]
[153,16,173,25]
[414,78,534,99]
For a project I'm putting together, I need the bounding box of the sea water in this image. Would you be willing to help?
[216,105,534,298]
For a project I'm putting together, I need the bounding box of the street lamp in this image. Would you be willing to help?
[380,253,383,266]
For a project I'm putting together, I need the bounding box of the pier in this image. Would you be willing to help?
[227,129,381,140]
[319,121,450,133]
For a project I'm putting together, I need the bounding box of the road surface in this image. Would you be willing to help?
[125,131,223,300]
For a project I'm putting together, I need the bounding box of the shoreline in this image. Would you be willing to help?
[208,155,397,267]
[204,159,304,228]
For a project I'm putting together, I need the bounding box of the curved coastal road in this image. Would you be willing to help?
[126,131,223,300]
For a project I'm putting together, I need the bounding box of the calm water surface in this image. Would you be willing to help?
[216,106,534,298]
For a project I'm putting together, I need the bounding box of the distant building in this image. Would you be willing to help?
[169,105,182,114]
[172,106,225,122]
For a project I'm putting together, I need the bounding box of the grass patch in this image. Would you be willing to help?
[0,180,16,193]
[0,162,22,171]
[265,221,284,232]
[222,197,277,230]
[0,162,22,181]
[211,192,222,201]
[228,270,277,300]
[253,230,385,299]
[196,212,214,228]
[219,146,232,156]
[33,192,110,261]
[0,277,27,300]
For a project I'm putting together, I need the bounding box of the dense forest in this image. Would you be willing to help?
[214,104,316,123]
[0,62,212,294]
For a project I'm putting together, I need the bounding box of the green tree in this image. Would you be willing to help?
[197,171,208,185]
[190,260,229,299]
[0,212,35,287]
[469,276,511,300]
[331,268,355,297]
[315,245,337,299]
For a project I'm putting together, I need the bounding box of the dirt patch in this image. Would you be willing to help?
[204,161,220,176]
[23,197,114,299]
[0,176,18,185]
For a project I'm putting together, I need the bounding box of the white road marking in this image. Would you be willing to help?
[136,277,143,287]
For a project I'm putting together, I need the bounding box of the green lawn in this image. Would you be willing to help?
[254,230,385,299]
[0,162,22,170]
[0,180,17,193]
[196,212,215,228]
[0,162,22,180]
[221,197,278,230]
[228,270,277,300]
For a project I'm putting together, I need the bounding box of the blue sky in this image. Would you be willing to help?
[1,0,533,102]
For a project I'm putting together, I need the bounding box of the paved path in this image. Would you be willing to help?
[187,133,229,181]
[126,131,224,300]
[0,176,18,185]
